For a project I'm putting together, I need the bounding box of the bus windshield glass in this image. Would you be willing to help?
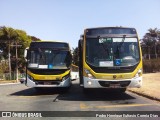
[86,37,140,67]
[27,49,71,69]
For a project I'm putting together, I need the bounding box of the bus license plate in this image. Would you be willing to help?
[110,84,120,88]
[44,82,51,85]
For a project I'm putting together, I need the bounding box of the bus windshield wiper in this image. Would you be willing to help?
[38,48,46,64]
[118,35,126,48]
[98,36,110,57]
[115,35,126,58]
[100,43,109,57]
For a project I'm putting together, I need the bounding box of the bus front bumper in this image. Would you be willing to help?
[26,77,71,88]
[83,76,142,88]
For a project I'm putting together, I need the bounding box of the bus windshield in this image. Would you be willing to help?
[27,49,71,69]
[86,37,140,67]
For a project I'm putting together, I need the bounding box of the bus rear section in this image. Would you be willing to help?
[25,41,72,89]
[79,27,143,92]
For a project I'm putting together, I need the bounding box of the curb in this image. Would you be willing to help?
[128,89,160,102]
[0,82,20,86]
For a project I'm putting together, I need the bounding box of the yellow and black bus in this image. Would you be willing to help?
[25,41,72,90]
[79,27,142,92]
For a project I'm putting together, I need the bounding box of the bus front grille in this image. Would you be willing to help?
[98,81,131,87]
[34,80,61,85]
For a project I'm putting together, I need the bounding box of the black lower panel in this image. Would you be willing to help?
[98,81,131,87]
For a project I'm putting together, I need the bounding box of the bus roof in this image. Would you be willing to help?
[84,27,137,37]
[85,26,136,30]
[29,41,70,50]
[32,40,69,44]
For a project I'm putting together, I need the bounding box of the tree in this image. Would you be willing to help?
[72,47,79,66]
[0,26,19,79]
[0,26,32,75]
[12,29,32,73]
[30,36,41,41]
[141,28,160,59]
[0,26,18,58]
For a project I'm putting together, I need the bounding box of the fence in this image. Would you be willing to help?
[143,54,160,59]
[0,73,25,80]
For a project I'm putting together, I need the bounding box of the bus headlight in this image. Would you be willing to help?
[62,74,70,81]
[84,69,95,79]
[27,74,34,81]
[134,69,142,78]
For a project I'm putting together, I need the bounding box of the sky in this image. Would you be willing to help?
[0,0,160,48]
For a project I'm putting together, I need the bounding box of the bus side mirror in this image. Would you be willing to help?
[24,47,29,62]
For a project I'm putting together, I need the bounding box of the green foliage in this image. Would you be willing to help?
[14,29,32,58]
[29,36,41,41]
[0,26,39,74]
[141,28,160,58]
[0,26,18,59]
[0,26,18,41]
[0,60,9,73]
[72,47,79,66]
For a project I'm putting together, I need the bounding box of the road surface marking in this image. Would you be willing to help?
[80,102,158,109]
[95,104,156,108]
[80,103,90,109]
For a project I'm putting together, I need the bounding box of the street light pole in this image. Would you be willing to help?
[15,42,18,82]
[8,41,11,80]
[10,42,22,82]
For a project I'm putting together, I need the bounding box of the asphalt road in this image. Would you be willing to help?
[0,80,160,120]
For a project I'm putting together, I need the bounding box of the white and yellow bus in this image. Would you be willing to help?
[79,27,142,92]
[25,41,72,90]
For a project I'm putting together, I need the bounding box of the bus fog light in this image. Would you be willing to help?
[27,74,34,81]
[62,74,70,81]
[87,81,92,85]
[135,74,139,78]
[84,69,95,79]
[134,69,142,78]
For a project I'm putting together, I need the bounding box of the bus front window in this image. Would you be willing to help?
[86,37,140,67]
[28,49,71,69]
